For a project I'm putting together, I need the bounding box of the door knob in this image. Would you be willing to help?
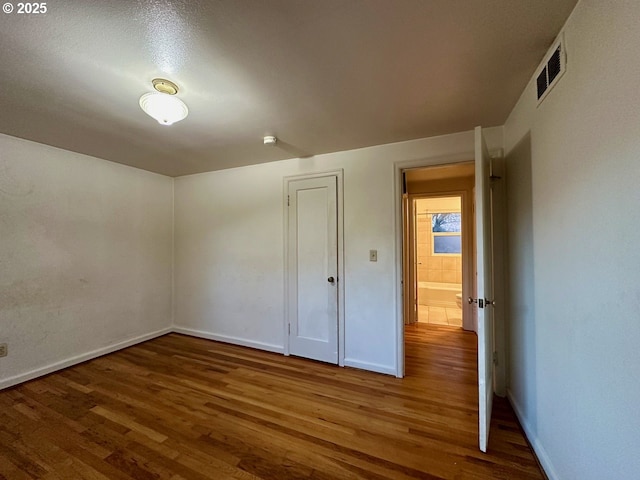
[328,276,335,284]
[468,297,476,304]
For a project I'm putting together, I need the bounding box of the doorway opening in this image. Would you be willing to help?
[401,162,476,335]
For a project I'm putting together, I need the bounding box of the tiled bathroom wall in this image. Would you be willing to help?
[416,202,462,285]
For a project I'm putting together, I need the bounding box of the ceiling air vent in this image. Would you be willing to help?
[536,37,566,105]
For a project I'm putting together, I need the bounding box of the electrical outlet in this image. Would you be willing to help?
[0,343,7,357]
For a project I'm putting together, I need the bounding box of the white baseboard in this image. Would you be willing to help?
[172,326,284,354]
[0,327,172,391]
[177,328,397,376]
[343,358,396,376]
[507,389,559,480]
[1,326,397,390]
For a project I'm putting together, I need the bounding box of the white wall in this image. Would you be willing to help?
[0,134,174,389]
[504,1,640,479]
[174,129,502,375]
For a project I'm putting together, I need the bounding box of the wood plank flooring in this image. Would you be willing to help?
[0,325,543,479]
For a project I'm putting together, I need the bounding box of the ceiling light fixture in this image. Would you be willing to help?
[139,78,188,126]
[263,135,277,146]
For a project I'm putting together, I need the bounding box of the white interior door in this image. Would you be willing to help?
[287,176,338,364]
[475,126,495,452]
[403,195,419,325]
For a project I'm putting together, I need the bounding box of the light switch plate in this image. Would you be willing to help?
[0,344,7,358]
[369,250,377,262]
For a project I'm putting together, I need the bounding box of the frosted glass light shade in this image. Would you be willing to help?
[139,92,188,125]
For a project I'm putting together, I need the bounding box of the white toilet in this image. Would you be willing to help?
[455,293,463,309]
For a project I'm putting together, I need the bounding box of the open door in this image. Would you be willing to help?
[402,193,419,325]
[475,126,495,452]
[402,194,414,324]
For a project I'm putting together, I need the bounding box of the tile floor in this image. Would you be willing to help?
[418,305,462,327]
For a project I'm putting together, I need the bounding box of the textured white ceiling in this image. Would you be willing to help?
[0,0,577,176]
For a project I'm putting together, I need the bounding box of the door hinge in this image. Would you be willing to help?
[287,195,290,206]
[493,351,498,365]
[288,323,290,335]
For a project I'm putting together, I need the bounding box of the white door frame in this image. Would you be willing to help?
[283,169,345,366]
[393,153,474,378]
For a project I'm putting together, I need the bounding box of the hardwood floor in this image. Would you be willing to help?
[0,326,543,479]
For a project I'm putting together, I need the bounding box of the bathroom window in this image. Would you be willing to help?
[432,213,461,254]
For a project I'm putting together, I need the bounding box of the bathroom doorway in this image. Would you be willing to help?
[415,196,463,327]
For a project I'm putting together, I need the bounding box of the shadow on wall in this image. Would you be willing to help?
[505,131,537,429]
[275,140,313,159]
